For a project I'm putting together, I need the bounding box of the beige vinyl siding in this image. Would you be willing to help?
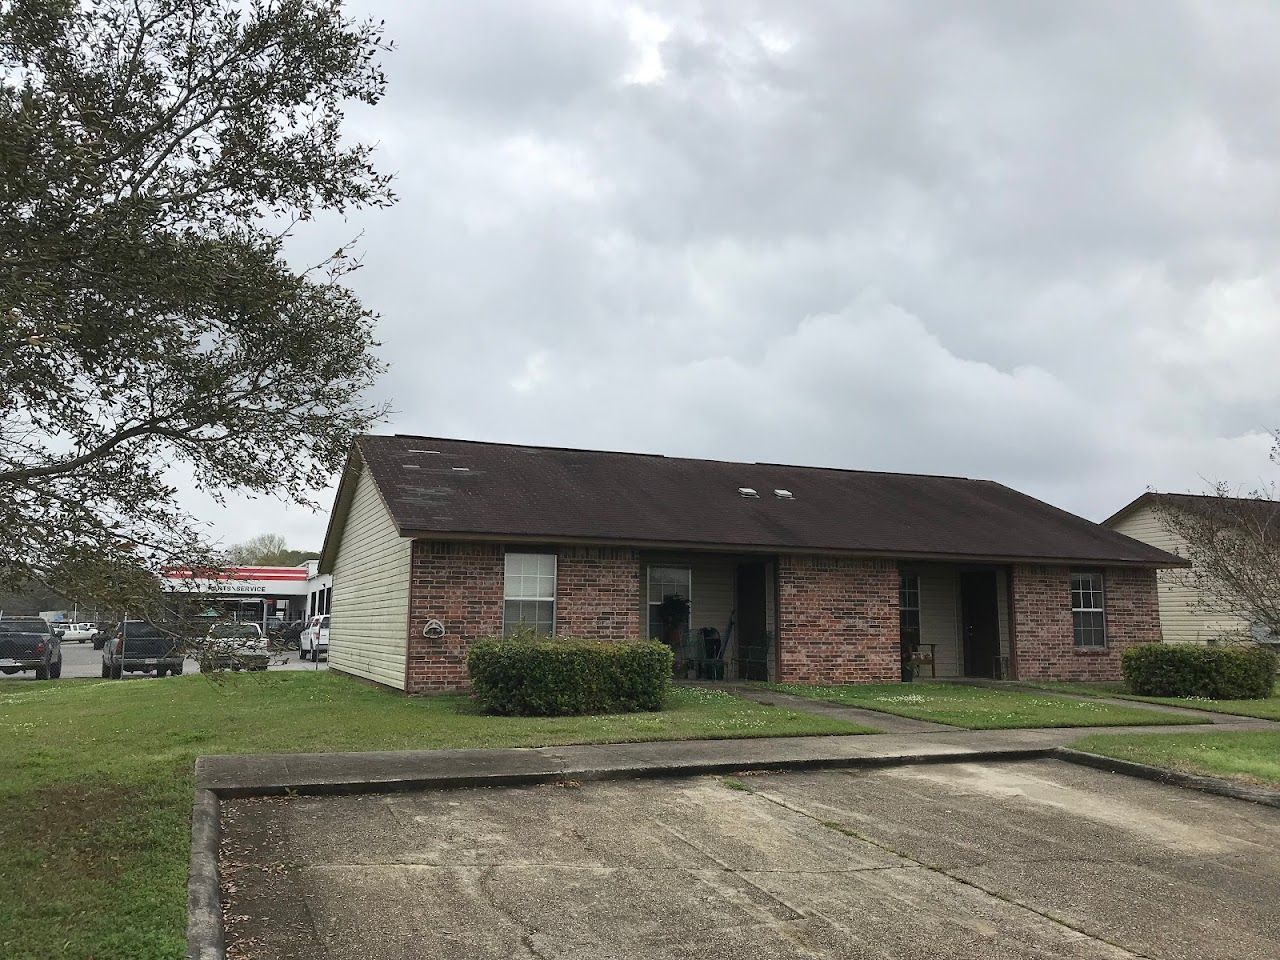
[639,555,735,641]
[996,572,1011,661]
[1109,504,1246,643]
[763,561,777,682]
[329,465,412,689]
[917,566,961,677]
[911,566,1010,678]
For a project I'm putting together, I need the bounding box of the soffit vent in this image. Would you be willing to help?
[738,487,759,498]
[774,489,794,499]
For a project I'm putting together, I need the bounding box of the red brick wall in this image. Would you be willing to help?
[776,555,900,683]
[1012,565,1161,682]
[404,542,644,693]
[555,547,641,638]
[405,541,503,693]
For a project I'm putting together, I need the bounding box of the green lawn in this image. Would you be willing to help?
[1024,681,1280,721]
[0,672,872,960]
[1072,730,1280,787]
[757,681,1209,730]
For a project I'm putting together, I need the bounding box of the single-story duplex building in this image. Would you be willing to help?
[1105,491,1277,644]
[318,435,1182,693]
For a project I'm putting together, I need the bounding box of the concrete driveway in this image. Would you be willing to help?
[221,759,1280,959]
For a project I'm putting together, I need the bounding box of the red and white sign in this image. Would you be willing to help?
[162,565,311,596]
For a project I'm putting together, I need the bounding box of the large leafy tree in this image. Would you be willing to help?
[0,0,392,606]
[226,532,316,566]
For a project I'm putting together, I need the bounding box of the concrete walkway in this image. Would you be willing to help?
[707,677,1280,729]
[195,718,1271,797]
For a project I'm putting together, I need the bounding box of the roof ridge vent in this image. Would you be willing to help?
[774,489,794,499]
[738,487,759,498]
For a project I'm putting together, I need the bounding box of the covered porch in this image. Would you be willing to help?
[898,562,1014,681]
[640,551,778,682]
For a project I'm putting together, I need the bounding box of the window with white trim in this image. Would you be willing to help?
[1070,571,1106,648]
[503,553,556,637]
[899,574,921,643]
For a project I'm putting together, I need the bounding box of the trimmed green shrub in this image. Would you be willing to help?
[467,633,674,716]
[1122,643,1277,700]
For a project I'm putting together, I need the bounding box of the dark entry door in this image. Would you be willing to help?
[960,571,1000,679]
[736,563,769,681]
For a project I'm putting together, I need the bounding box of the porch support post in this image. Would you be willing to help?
[1005,565,1019,680]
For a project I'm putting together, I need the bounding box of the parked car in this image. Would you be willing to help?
[200,622,268,672]
[91,622,116,650]
[299,614,329,662]
[60,622,97,644]
[298,616,315,659]
[101,621,185,678]
[0,617,62,679]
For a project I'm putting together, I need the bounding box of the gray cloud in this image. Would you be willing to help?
[192,0,1280,549]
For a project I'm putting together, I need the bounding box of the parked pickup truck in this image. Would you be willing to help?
[101,621,185,679]
[0,617,63,679]
[61,622,97,644]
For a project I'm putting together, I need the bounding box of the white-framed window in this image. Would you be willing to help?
[899,574,921,643]
[1071,570,1106,648]
[503,553,556,637]
[647,565,691,644]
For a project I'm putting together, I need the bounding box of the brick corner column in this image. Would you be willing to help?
[405,541,503,693]
[776,555,899,684]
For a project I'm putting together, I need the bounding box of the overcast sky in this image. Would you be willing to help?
[187,0,1280,552]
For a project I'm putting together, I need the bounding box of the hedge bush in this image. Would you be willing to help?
[1121,643,1277,700]
[466,633,674,716]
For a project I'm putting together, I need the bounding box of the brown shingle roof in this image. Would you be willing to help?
[348,435,1182,566]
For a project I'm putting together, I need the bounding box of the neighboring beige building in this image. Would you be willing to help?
[1104,492,1252,644]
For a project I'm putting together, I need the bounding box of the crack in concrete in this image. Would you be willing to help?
[475,864,556,960]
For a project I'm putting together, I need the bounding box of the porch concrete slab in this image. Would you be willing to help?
[220,760,1280,959]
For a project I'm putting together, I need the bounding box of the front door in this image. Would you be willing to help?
[736,563,769,681]
[960,571,1000,679]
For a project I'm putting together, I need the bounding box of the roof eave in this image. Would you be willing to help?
[317,445,366,574]
[395,528,1188,568]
